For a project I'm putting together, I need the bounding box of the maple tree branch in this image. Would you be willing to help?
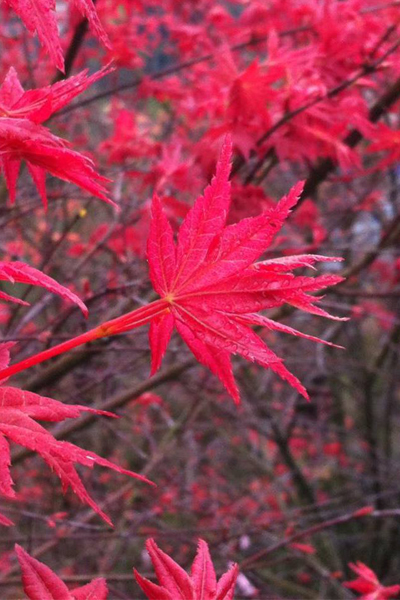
[369,20,399,58]
[26,347,103,392]
[270,420,316,507]
[332,288,400,298]
[339,213,400,281]
[52,0,98,81]
[53,18,89,82]
[239,507,400,569]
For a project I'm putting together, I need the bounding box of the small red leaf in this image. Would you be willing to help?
[0,261,87,316]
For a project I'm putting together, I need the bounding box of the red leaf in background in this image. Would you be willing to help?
[0,67,114,208]
[0,346,153,527]
[0,506,14,527]
[134,538,238,600]
[367,123,400,171]
[15,545,108,600]
[344,561,400,599]
[289,542,316,555]
[5,0,110,72]
[353,506,375,518]
[0,260,87,315]
[0,512,13,526]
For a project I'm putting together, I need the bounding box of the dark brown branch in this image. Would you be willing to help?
[52,0,98,82]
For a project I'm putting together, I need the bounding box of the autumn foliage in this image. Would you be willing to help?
[1,0,400,598]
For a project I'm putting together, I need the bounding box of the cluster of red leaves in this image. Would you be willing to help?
[0,67,112,208]
[0,341,152,527]
[0,260,91,525]
[0,249,153,526]
[83,0,400,178]
[2,0,397,180]
[14,539,237,600]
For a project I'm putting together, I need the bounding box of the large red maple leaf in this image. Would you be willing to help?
[0,137,346,402]
[142,137,345,402]
[0,67,113,208]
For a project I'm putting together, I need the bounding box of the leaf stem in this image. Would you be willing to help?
[0,299,168,381]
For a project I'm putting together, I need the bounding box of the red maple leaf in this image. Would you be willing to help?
[5,0,110,72]
[0,67,113,208]
[134,538,238,600]
[142,136,345,402]
[367,123,400,171]
[0,344,153,527]
[344,561,400,600]
[15,544,108,599]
